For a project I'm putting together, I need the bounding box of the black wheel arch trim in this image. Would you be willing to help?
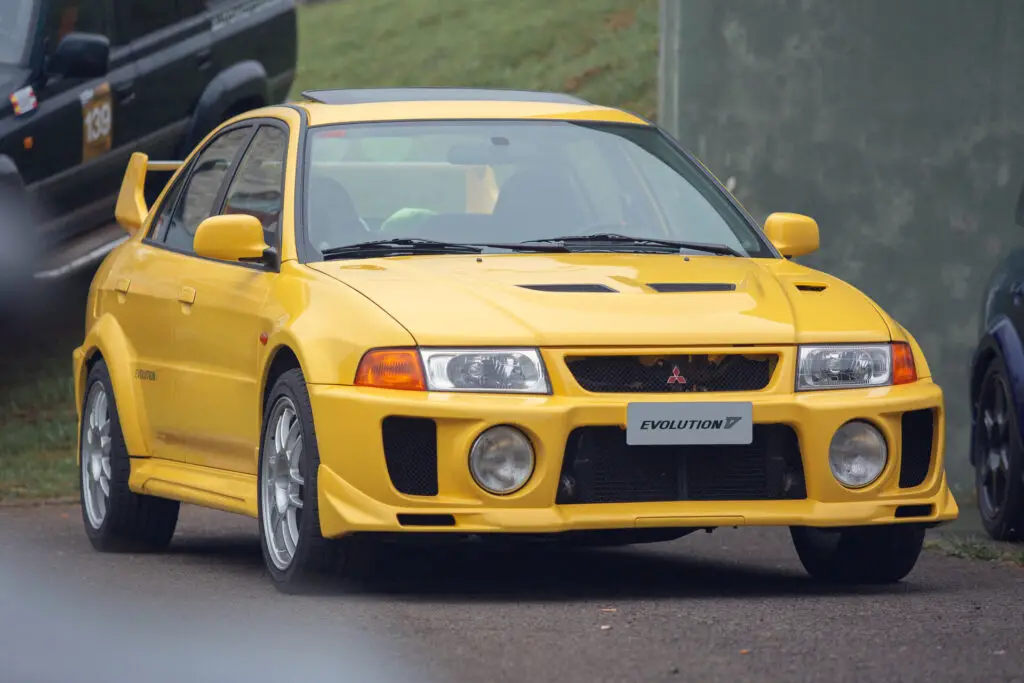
[184,60,271,152]
[970,316,1024,465]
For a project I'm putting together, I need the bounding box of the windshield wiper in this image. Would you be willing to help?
[523,232,743,257]
[321,238,483,259]
[321,237,569,260]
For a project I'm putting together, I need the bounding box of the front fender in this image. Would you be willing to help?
[74,314,151,458]
[969,315,1024,464]
[183,60,270,151]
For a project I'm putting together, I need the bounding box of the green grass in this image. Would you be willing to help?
[291,0,660,119]
[0,0,660,501]
[925,535,1024,567]
[1,342,79,501]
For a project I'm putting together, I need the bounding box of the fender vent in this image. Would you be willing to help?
[517,284,617,293]
[646,283,736,292]
[795,283,827,292]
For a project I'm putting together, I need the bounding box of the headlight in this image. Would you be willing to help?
[469,426,535,494]
[797,344,893,391]
[828,420,888,488]
[420,348,550,393]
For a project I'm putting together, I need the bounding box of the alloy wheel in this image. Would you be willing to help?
[261,396,306,570]
[81,382,112,529]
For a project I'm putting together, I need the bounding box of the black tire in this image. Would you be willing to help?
[80,359,180,552]
[790,524,926,584]
[973,356,1024,541]
[257,368,350,592]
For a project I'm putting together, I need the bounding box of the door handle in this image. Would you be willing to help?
[115,278,130,294]
[178,286,196,305]
[113,80,135,104]
[196,48,213,71]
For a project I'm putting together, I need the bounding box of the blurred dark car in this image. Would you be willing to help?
[0,0,297,296]
[968,186,1024,541]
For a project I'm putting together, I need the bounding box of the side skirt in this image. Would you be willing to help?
[128,458,258,518]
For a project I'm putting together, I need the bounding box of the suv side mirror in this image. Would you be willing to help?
[764,212,819,258]
[193,214,272,264]
[48,32,110,80]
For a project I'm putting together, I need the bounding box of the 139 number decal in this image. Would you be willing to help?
[80,82,114,162]
[85,101,112,143]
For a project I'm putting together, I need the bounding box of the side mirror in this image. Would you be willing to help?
[764,212,819,258]
[48,32,110,80]
[193,214,271,264]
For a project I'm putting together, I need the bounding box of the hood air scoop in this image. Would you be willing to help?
[517,284,617,293]
[646,283,736,292]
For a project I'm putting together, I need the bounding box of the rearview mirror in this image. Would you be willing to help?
[193,214,271,264]
[48,32,110,80]
[764,212,819,258]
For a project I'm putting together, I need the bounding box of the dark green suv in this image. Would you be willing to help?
[0,0,296,291]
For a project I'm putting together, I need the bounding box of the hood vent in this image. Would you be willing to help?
[646,282,736,293]
[794,283,827,292]
[518,284,617,293]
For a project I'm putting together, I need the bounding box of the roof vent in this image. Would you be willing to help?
[517,284,617,293]
[646,283,736,293]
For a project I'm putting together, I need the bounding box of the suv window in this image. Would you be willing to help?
[44,0,113,54]
[159,126,252,252]
[121,1,201,41]
[0,1,38,65]
[222,125,288,241]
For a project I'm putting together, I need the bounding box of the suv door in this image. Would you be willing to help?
[121,122,254,462]
[115,0,212,162]
[173,121,288,474]
[15,0,140,242]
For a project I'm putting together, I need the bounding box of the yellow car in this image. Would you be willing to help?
[74,88,958,590]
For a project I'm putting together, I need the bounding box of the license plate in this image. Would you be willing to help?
[626,402,753,446]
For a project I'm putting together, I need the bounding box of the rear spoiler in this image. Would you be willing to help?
[114,152,183,234]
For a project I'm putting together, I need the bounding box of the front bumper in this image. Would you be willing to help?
[310,378,958,538]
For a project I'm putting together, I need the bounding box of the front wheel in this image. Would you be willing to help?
[790,524,926,584]
[973,357,1024,541]
[257,368,351,592]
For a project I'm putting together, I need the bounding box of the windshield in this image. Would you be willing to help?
[0,0,37,65]
[301,120,775,259]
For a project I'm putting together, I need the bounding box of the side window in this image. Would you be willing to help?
[44,0,113,54]
[120,1,186,41]
[221,126,288,241]
[148,171,188,241]
[160,126,252,252]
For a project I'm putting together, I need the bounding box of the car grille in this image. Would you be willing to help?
[565,353,776,393]
[555,425,806,504]
[381,416,438,496]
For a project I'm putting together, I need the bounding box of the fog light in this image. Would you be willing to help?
[829,420,888,488]
[469,426,535,495]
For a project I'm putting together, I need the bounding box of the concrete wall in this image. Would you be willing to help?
[658,0,1024,495]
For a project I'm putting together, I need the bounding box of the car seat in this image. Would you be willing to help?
[491,168,589,241]
[306,174,369,251]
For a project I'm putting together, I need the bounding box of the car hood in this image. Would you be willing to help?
[307,253,892,347]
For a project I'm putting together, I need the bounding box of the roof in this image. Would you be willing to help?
[301,87,590,105]
[291,87,649,127]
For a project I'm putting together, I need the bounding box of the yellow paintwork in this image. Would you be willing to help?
[73,96,957,537]
[113,152,149,233]
[764,212,820,257]
[193,214,269,262]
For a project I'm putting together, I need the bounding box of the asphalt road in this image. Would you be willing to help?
[1,504,1022,683]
